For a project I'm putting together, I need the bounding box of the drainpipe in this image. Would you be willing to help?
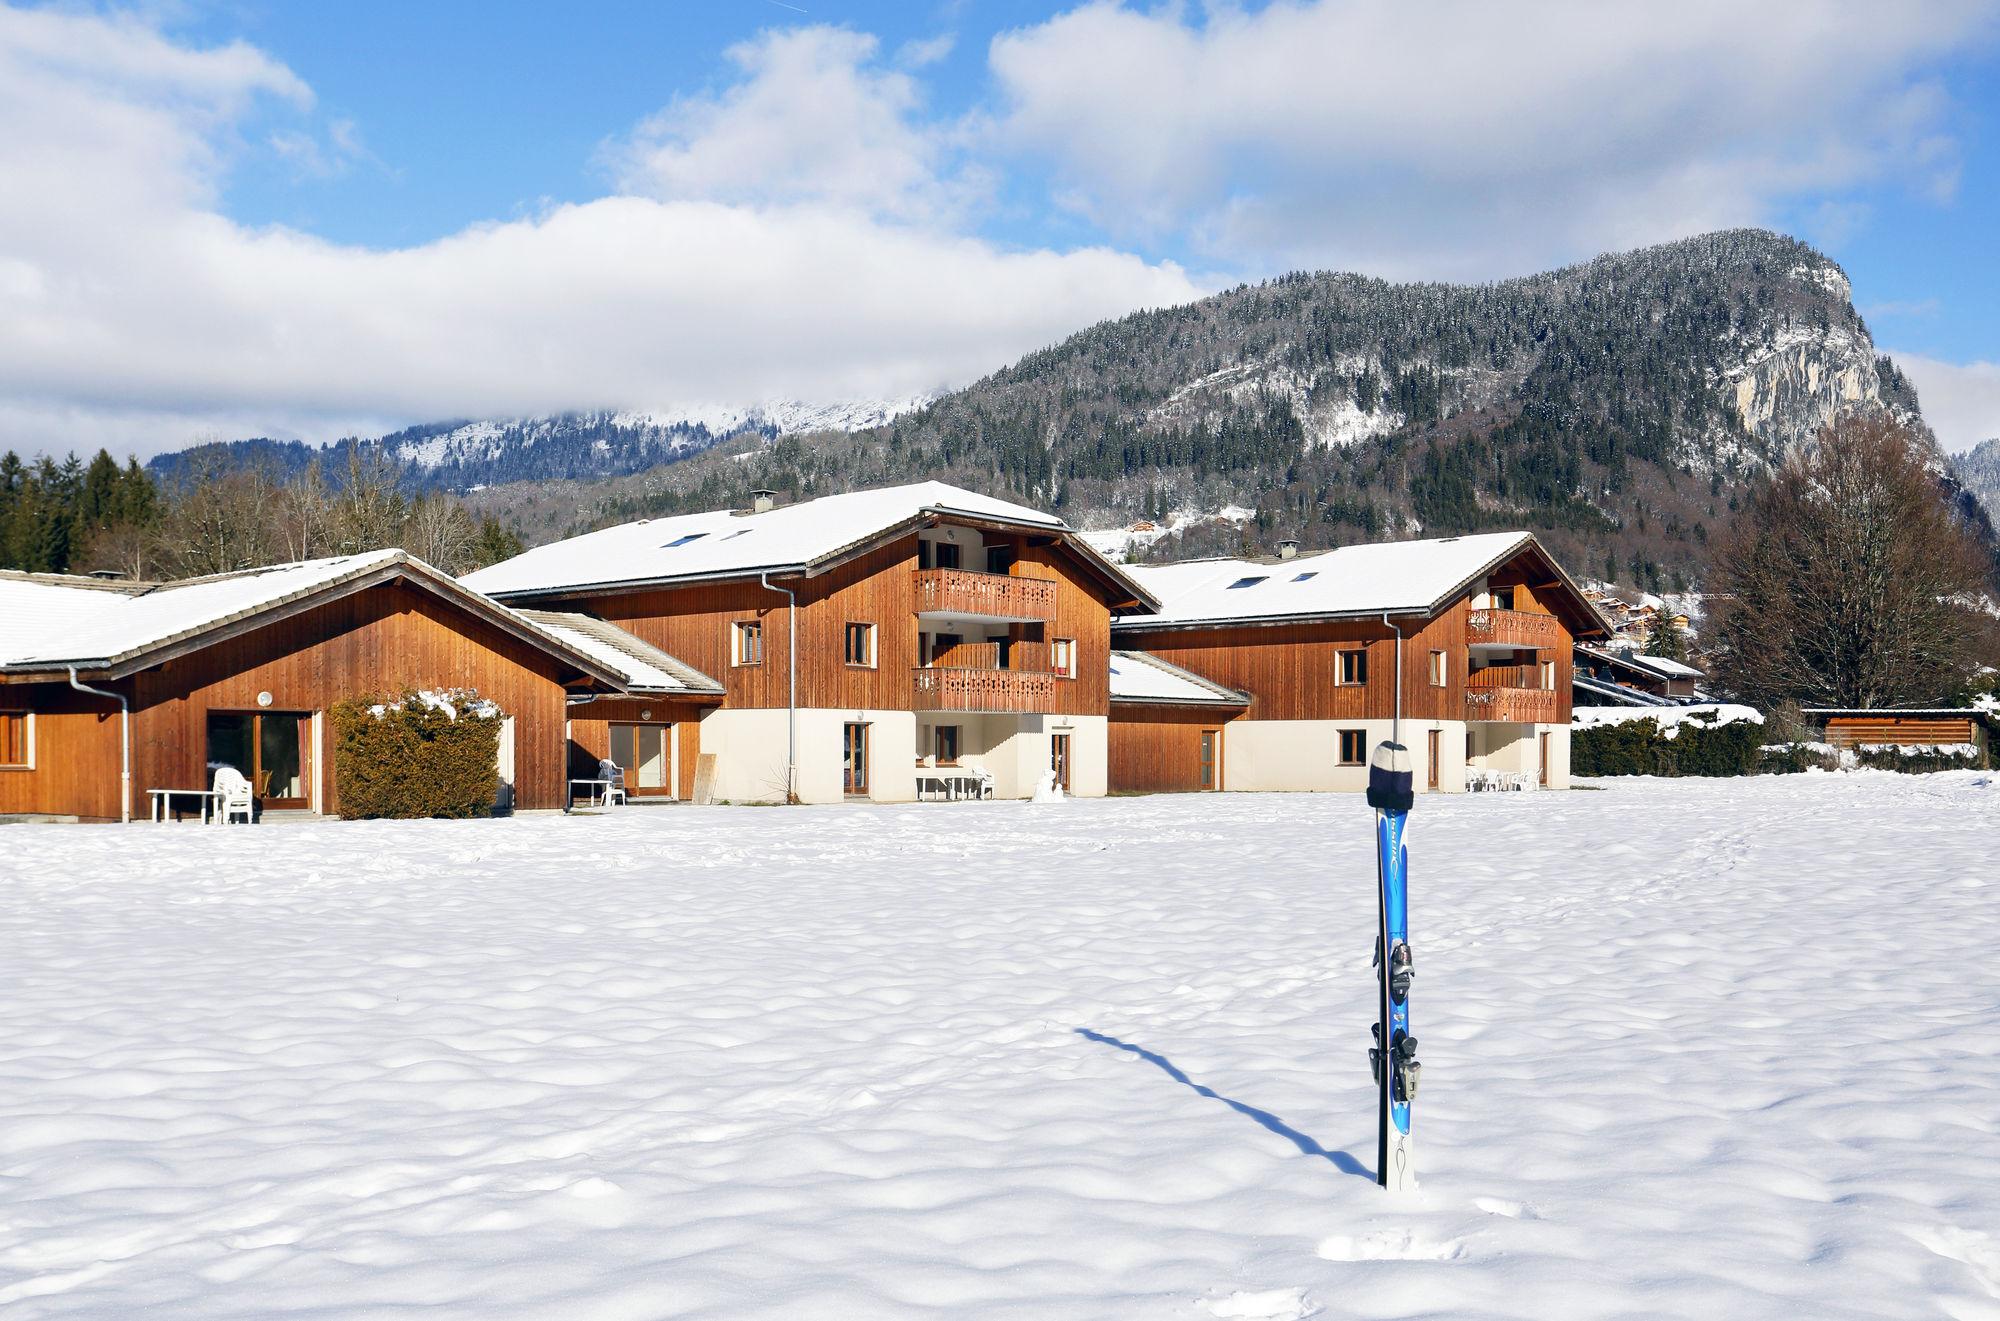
[759,571,799,803]
[69,666,130,824]
[1380,613,1404,747]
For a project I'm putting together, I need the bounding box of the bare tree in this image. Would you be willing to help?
[404,494,479,573]
[1709,414,1992,709]
[150,457,287,578]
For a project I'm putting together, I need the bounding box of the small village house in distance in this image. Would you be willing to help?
[1107,533,1609,794]
[463,483,1156,804]
[0,553,626,822]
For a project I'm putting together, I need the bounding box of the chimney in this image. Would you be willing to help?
[751,488,778,514]
[88,568,128,580]
[1277,538,1299,560]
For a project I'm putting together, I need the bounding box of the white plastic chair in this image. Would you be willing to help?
[598,759,628,807]
[212,766,254,825]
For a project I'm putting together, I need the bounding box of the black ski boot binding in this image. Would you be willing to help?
[1392,1032,1421,1101]
[1369,1022,1382,1085]
[1388,942,1414,1003]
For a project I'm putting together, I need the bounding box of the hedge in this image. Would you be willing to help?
[1572,712,1764,777]
[332,689,501,819]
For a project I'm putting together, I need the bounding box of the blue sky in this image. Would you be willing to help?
[2,0,1998,457]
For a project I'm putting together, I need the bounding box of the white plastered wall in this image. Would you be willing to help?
[1466,721,1569,788]
[1224,719,1469,794]
[913,712,1108,799]
[700,707,920,804]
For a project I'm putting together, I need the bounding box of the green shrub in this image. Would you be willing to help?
[332,689,501,819]
[1853,744,1984,773]
[1573,711,1764,777]
[1758,742,1839,775]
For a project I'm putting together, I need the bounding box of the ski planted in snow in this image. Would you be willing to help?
[1368,741,1419,1191]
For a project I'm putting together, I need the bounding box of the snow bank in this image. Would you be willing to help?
[1572,702,1762,739]
[1,777,1996,1318]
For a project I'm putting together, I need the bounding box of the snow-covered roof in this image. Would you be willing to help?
[1572,704,1763,733]
[1572,673,1675,707]
[463,481,1078,600]
[1116,531,1600,630]
[1630,653,1703,678]
[1108,651,1248,706]
[516,611,723,696]
[0,552,626,686]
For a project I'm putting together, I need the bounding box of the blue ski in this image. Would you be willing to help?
[1368,742,1419,1191]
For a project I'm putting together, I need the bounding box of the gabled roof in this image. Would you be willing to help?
[1577,645,1704,684]
[1108,650,1249,707]
[461,480,1157,609]
[516,611,724,697]
[1629,653,1703,679]
[1572,673,1676,707]
[1113,531,1609,634]
[0,551,627,687]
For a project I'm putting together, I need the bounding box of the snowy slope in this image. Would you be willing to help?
[1,775,1996,1318]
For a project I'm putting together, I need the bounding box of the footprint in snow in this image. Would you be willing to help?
[1472,1196,1540,1220]
[1316,1229,1466,1262]
[1206,1287,1317,1319]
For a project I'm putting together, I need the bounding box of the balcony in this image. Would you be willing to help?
[1464,686,1561,724]
[914,567,1057,622]
[1466,607,1560,649]
[912,666,1059,714]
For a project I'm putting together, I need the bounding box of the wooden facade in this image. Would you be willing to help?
[564,696,713,800]
[1107,705,1233,795]
[1818,713,1991,758]
[2,574,612,821]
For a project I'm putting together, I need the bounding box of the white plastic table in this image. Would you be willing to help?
[567,778,613,811]
[149,788,220,823]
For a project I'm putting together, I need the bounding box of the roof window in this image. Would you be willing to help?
[1292,571,1318,582]
[663,532,708,548]
[1227,575,1268,589]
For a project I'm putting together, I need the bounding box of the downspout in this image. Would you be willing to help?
[760,571,799,803]
[69,666,131,824]
[1381,613,1403,747]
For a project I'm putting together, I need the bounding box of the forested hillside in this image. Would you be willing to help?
[481,230,1941,590]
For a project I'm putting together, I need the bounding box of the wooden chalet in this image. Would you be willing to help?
[464,483,1156,804]
[1573,645,1704,707]
[1108,533,1610,793]
[0,552,626,822]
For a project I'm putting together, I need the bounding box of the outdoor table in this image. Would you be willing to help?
[915,768,989,801]
[149,788,221,823]
[567,778,613,811]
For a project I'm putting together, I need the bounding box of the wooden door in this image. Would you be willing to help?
[1538,731,1550,785]
[609,723,674,797]
[843,722,870,796]
[1199,729,1221,791]
[1427,729,1440,789]
[1051,733,1071,792]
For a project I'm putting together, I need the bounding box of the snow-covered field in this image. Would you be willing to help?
[3,774,1997,1319]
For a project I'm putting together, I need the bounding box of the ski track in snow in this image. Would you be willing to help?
[0,773,1995,1318]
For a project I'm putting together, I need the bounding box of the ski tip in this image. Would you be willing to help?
[1367,741,1415,813]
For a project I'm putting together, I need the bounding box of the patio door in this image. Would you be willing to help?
[608,723,674,797]
[206,711,310,808]
[1199,729,1220,791]
[1427,729,1441,789]
[843,722,870,796]
[1051,733,1071,792]
[1539,731,1551,786]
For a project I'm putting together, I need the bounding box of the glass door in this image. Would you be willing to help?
[609,723,673,796]
[1199,729,1219,791]
[206,711,310,808]
[1051,733,1071,792]
[843,723,870,795]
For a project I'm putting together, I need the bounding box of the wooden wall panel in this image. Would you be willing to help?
[1108,705,1231,794]
[0,683,123,819]
[565,697,709,799]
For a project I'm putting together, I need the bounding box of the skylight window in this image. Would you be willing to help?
[1292,571,1318,582]
[663,532,708,548]
[1227,575,1268,589]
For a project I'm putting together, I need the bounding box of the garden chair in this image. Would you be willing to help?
[212,765,254,825]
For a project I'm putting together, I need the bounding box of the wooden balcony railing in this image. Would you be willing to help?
[914,567,1057,621]
[1464,686,1562,724]
[931,640,1051,672]
[912,666,1060,713]
[1466,607,1560,649]
[1467,663,1545,690]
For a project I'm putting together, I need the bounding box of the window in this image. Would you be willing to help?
[1429,649,1447,687]
[843,622,876,668]
[1292,571,1318,582]
[1491,586,1516,611]
[0,711,31,768]
[1339,729,1367,765]
[1051,638,1077,678]
[1540,659,1556,690]
[920,539,961,570]
[1337,648,1369,685]
[843,722,870,795]
[732,619,763,666]
[1228,575,1268,589]
[986,545,1016,574]
[663,532,708,548]
[933,724,960,763]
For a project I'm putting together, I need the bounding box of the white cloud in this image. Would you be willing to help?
[987,0,1999,276]
[1895,353,2000,452]
[0,9,1200,458]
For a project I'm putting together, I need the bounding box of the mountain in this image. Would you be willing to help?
[514,230,1938,590]
[1951,438,2000,524]
[147,399,926,493]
